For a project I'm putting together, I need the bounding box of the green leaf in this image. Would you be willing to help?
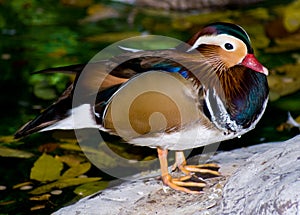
[0,146,34,158]
[30,153,63,182]
[29,177,101,195]
[74,181,109,197]
[60,162,91,179]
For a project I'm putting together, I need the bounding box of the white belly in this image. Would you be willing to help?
[128,124,237,150]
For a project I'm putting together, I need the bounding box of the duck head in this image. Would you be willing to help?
[187,22,268,76]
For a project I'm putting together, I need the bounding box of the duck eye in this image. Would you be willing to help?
[224,43,234,50]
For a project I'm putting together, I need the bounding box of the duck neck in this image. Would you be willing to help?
[204,65,268,132]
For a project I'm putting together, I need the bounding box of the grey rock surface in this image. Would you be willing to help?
[220,135,300,215]
[54,135,300,215]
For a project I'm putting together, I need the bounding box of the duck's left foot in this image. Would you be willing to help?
[172,151,220,178]
[176,163,220,178]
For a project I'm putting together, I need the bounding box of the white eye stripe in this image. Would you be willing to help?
[187,34,240,52]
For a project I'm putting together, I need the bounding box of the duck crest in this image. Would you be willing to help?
[192,22,252,53]
[214,23,252,52]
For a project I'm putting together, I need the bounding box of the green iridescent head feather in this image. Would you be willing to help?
[203,22,253,53]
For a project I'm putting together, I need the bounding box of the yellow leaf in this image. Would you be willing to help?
[29,177,101,195]
[79,4,119,23]
[0,135,18,143]
[266,33,300,53]
[29,194,51,201]
[59,143,82,151]
[13,181,33,189]
[245,8,270,20]
[0,146,34,158]
[56,154,84,167]
[30,205,46,211]
[268,63,300,101]
[30,153,64,182]
[60,162,91,179]
[183,11,237,26]
[74,181,108,197]
[283,0,300,32]
[85,32,141,43]
[0,200,16,206]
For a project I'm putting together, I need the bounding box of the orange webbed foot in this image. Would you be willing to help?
[158,149,221,194]
[161,174,206,194]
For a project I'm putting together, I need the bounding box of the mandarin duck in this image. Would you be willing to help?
[15,22,269,194]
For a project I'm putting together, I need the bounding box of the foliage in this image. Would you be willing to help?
[0,146,34,158]
[30,177,101,195]
[30,153,64,182]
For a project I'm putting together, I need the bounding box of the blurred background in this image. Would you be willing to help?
[0,0,300,214]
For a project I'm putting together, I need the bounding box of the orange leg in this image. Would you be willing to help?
[173,151,220,177]
[157,148,206,194]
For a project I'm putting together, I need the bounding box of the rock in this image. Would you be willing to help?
[220,135,300,215]
[54,135,300,215]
